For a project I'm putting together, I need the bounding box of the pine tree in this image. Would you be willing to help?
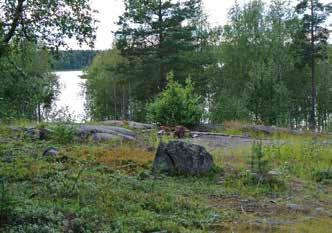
[296,0,332,130]
[115,0,207,99]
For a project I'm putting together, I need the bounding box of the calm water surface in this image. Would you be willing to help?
[54,71,86,122]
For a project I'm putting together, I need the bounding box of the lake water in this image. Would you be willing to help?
[53,71,86,122]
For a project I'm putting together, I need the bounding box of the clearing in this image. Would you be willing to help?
[0,122,331,232]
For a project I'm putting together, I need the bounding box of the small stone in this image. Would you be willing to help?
[217,179,225,185]
[43,147,59,157]
[268,170,280,177]
[270,200,278,205]
[315,207,325,214]
[287,203,303,211]
[157,130,165,136]
[267,220,294,226]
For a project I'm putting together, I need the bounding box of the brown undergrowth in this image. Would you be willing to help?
[68,145,155,175]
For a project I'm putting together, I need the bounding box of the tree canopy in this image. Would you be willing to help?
[86,0,332,131]
[0,0,97,121]
[115,0,215,99]
[0,0,97,56]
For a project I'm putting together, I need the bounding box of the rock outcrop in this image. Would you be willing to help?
[100,120,155,130]
[77,125,135,141]
[91,133,122,143]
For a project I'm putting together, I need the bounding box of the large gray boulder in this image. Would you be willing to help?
[152,141,214,175]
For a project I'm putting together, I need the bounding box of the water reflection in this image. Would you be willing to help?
[53,71,86,122]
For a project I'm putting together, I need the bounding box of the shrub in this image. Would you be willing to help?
[314,169,332,184]
[246,142,285,190]
[250,141,270,177]
[51,123,77,145]
[49,110,77,144]
[148,72,204,127]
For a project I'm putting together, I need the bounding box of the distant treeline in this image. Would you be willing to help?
[52,50,100,71]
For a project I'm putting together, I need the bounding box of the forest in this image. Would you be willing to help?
[0,0,332,232]
[84,0,332,131]
[52,50,100,71]
[1,0,330,131]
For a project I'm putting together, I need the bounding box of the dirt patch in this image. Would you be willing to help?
[209,195,289,218]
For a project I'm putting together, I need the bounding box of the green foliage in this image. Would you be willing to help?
[148,73,204,127]
[211,0,296,126]
[210,94,249,123]
[85,49,130,120]
[250,141,271,178]
[0,0,97,56]
[0,43,59,121]
[243,141,286,190]
[314,169,332,184]
[0,133,219,232]
[208,0,332,129]
[83,0,331,129]
[0,178,15,226]
[50,115,77,145]
[106,0,218,121]
[295,0,332,129]
[51,123,77,145]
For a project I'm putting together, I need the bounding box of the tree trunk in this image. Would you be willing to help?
[0,0,25,56]
[158,0,166,90]
[37,104,41,122]
[309,0,317,131]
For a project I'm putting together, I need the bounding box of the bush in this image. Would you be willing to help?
[148,73,204,127]
[314,169,332,184]
[51,123,77,145]
[246,142,286,190]
[250,141,271,177]
[49,109,77,144]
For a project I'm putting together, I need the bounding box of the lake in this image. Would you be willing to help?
[53,71,86,122]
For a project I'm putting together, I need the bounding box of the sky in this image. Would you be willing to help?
[72,0,332,50]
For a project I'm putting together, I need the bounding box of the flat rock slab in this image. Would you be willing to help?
[77,125,135,140]
[152,140,214,175]
[91,133,123,143]
[186,135,274,150]
[100,120,155,129]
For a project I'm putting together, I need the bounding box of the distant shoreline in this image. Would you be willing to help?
[53,69,83,72]
[53,70,86,79]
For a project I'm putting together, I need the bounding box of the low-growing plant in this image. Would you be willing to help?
[49,111,77,145]
[51,123,77,145]
[250,141,270,178]
[0,178,15,226]
[246,141,285,190]
[314,169,332,184]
